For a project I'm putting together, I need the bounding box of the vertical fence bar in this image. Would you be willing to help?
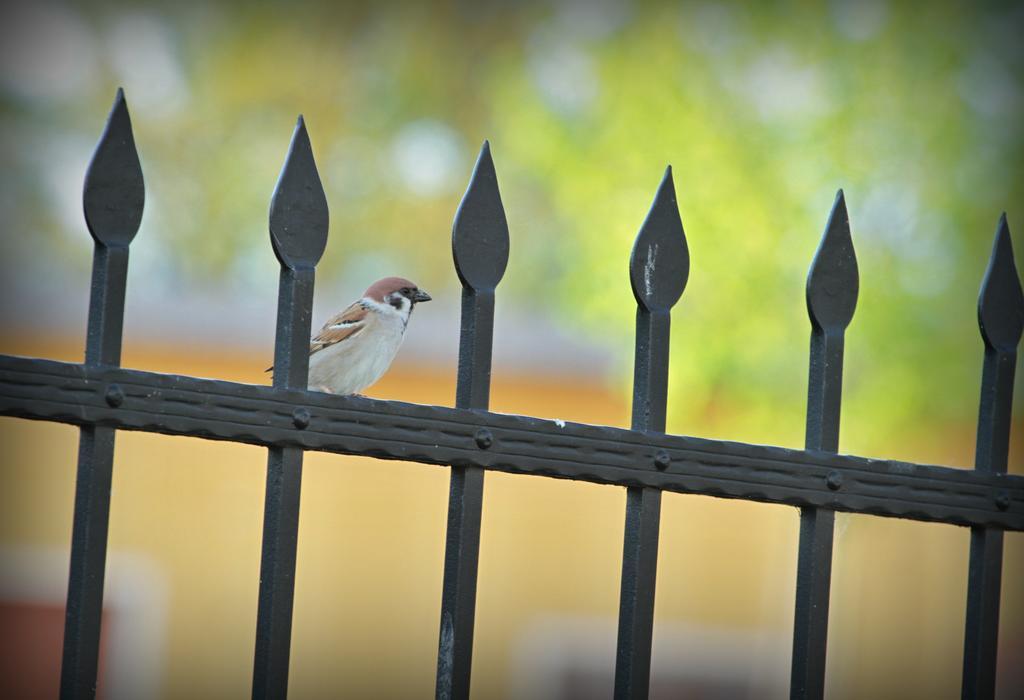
[60,89,145,700]
[436,142,509,700]
[252,117,328,700]
[614,167,689,699]
[790,191,858,700]
[962,215,1022,700]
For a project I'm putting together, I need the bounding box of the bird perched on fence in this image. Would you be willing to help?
[268,276,431,395]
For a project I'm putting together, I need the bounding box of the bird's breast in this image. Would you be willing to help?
[307,313,407,394]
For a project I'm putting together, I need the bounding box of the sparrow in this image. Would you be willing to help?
[269,277,431,395]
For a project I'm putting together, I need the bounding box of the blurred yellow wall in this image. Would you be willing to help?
[0,336,1021,699]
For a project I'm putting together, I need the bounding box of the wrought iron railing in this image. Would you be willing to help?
[1,91,1021,700]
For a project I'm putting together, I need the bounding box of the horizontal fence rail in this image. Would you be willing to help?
[2,355,1021,531]
[2,89,1022,700]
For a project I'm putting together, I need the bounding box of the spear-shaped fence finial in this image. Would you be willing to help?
[268,115,329,270]
[978,214,1024,352]
[83,88,145,247]
[806,189,858,332]
[629,166,689,313]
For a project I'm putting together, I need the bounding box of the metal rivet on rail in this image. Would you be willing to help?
[475,428,493,449]
[654,450,671,471]
[995,491,1011,511]
[826,471,843,490]
[292,407,311,430]
[104,384,124,407]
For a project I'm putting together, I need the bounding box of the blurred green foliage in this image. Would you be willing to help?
[0,0,1020,457]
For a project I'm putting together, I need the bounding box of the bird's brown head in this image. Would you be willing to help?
[364,276,432,312]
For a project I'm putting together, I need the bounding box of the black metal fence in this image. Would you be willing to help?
[1,91,1021,700]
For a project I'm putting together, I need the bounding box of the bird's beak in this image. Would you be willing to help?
[413,289,432,303]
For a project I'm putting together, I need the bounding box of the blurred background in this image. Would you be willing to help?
[0,0,1021,698]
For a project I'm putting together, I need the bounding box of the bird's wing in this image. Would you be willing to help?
[265,301,369,372]
[309,301,369,356]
